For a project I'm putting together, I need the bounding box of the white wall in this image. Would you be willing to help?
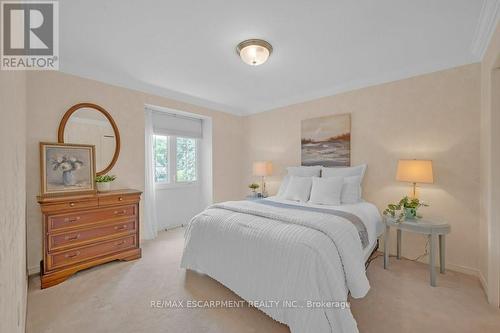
[156,186,204,229]
[0,71,27,333]
[200,118,214,209]
[480,20,500,305]
[490,68,500,305]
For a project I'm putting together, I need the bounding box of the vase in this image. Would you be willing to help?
[62,170,76,186]
[404,207,417,220]
[97,182,111,192]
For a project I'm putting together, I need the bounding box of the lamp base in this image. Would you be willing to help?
[261,176,268,198]
[409,183,420,199]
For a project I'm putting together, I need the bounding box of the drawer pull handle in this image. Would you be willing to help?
[114,210,127,215]
[64,234,80,241]
[64,217,81,223]
[118,197,124,201]
[115,241,126,246]
[114,225,128,231]
[69,202,76,207]
[65,251,80,259]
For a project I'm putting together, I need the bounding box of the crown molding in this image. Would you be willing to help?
[58,65,247,117]
[60,58,476,117]
[471,0,500,60]
[242,57,477,115]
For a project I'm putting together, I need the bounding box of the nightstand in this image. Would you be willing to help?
[383,216,451,286]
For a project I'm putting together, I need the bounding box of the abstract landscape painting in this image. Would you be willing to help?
[301,114,351,167]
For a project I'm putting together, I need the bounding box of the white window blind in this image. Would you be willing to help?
[150,109,203,139]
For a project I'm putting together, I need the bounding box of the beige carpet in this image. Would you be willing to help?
[27,228,500,333]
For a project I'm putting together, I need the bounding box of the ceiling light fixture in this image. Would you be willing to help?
[236,39,273,66]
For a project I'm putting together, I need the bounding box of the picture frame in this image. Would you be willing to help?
[39,142,97,197]
[301,113,351,167]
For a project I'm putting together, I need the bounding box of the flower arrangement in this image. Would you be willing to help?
[51,155,83,172]
[51,155,84,186]
[383,196,429,222]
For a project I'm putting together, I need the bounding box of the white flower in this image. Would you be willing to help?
[69,157,77,162]
[60,162,72,171]
[73,161,83,170]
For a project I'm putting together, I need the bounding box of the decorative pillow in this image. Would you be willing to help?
[287,166,322,177]
[341,175,362,204]
[321,164,367,180]
[309,177,343,206]
[277,166,321,197]
[283,176,313,202]
[276,175,291,197]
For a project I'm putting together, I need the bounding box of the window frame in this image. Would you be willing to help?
[154,134,200,190]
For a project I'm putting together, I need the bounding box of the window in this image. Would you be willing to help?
[153,135,198,186]
[176,137,197,182]
[153,135,169,183]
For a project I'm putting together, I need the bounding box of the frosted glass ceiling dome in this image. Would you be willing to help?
[236,39,273,66]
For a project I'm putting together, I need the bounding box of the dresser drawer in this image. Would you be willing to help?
[48,219,137,251]
[47,235,137,270]
[48,205,137,231]
[99,194,140,207]
[41,198,99,214]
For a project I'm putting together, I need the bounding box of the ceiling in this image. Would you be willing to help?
[60,0,494,115]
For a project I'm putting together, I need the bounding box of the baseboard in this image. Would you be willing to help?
[28,265,40,276]
[164,224,184,231]
[384,249,481,278]
[445,263,480,277]
[478,271,488,295]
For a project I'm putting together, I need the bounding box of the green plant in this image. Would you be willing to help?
[95,174,116,183]
[383,196,429,222]
[248,183,260,192]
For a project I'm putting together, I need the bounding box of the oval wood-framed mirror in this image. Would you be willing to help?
[58,103,120,176]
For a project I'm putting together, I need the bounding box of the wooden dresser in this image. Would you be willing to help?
[37,189,142,288]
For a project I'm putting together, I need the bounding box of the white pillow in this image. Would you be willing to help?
[309,177,343,206]
[276,175,291,197]
[283,176,312,202]
[287,166,322,177]
[341,175,362,204]
[278,166,321,197]
[321,164,367,180]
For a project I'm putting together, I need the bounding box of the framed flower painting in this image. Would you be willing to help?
[39,142,96,196]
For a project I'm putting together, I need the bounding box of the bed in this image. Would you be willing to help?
[181,195,383,333]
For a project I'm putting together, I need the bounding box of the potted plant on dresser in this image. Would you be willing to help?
[95,174,116,192]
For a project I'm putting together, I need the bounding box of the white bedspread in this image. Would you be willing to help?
[181,199,381,333]
[265,196,383,261]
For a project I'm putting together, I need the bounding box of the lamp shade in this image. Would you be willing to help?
[253,161,273,176]
[396,160,434,184]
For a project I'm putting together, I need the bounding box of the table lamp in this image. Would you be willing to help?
[396,159,433,198]
[253,161,273,197]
